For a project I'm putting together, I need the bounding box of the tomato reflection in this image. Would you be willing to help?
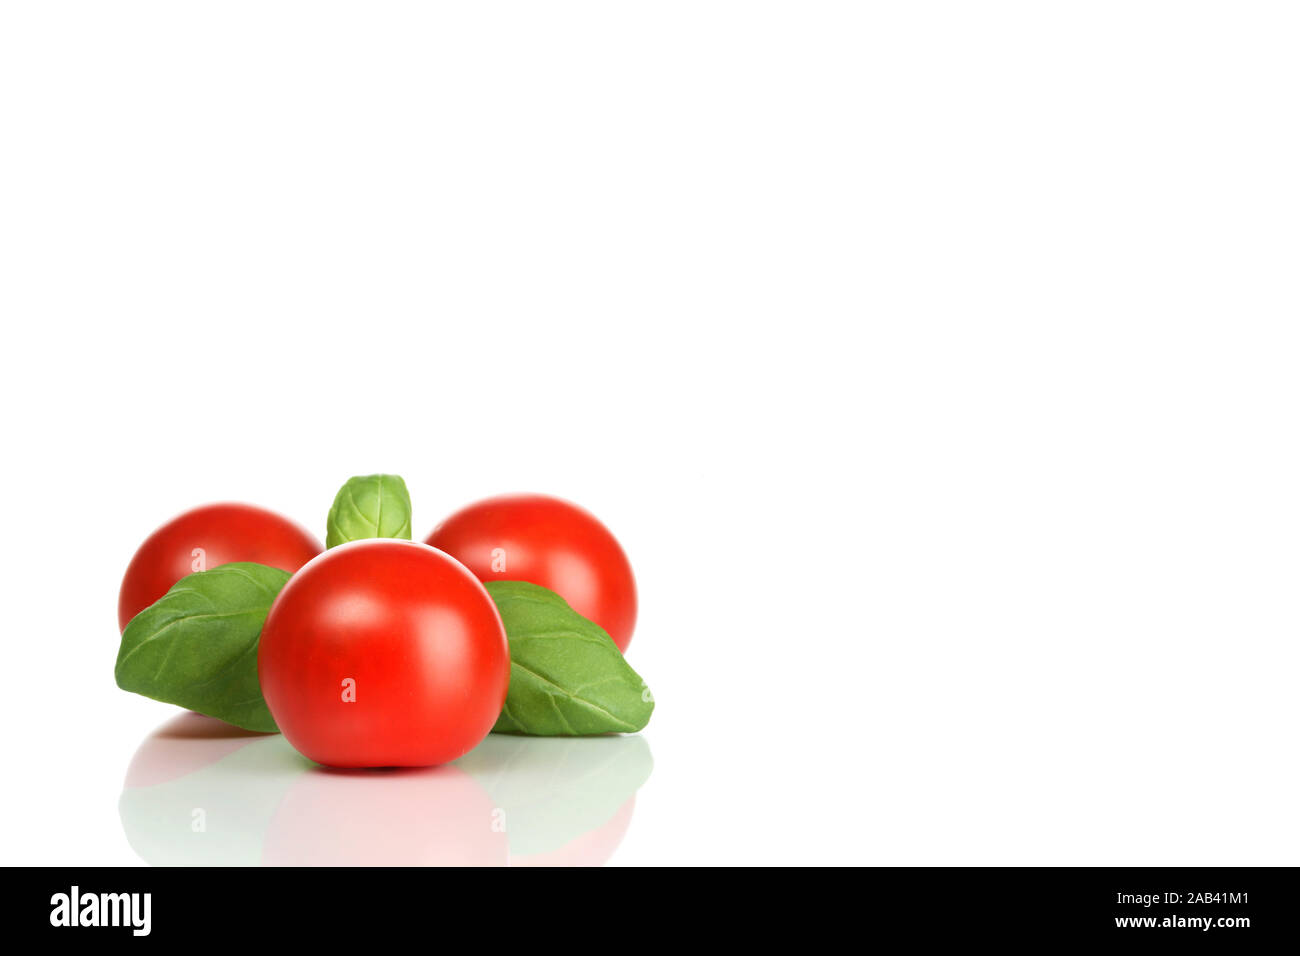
[119,714,653,866]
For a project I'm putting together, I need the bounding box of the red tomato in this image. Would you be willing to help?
[118,503,322,632]
[258,539,510,768]
[425,494,638,652]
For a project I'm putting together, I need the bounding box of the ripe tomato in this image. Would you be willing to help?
[425,494,638,652]
[118,503,322,632]
[257,539,510,768]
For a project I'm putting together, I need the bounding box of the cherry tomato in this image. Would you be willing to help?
[118,503,322,632]
[425,494,638,652]
[258,539,510,768]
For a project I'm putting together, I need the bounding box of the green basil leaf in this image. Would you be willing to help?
[114,562,288,732]
[486,581,654,736]
[326,474,413,548]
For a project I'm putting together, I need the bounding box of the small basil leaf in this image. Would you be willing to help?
[326,474,413,548]
[485,581,654,736]
[114,562,288,732]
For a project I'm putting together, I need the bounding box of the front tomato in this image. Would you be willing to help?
[425,494,638,652]
[118,502,322,632]
[258,539,510,768]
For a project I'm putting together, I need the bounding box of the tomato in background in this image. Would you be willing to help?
[425,494,638,652]
[258,539,510,768]
[118,503,322,632]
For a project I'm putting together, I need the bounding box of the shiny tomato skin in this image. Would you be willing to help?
[425,494,638,652]
[258,539,510,769]
[118,503,323,632]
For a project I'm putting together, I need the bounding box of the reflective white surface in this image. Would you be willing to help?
[119,714,651,866]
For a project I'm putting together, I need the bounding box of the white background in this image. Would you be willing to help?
[2,2,1298,866]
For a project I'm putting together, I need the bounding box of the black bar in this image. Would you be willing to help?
[16,867,1295,943]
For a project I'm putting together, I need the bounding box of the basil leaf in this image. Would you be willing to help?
[486,581,654,736]
[114,562,288,732]
[326,474,413,548]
